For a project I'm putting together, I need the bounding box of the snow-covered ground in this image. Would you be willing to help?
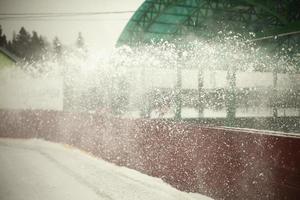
[0,138,212,200]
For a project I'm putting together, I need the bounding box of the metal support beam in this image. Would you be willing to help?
[140,67,151,118]
[175,64,182,119]
[226,68,236,126]
[272,69,278,118]
[198,68,204,118]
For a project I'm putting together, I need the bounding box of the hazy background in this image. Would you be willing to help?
[0,0,144,50]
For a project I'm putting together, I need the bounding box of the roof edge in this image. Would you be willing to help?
[0,47,18,63]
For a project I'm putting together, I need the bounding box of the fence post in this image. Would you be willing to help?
[226,68,236,126]
[272,69,278,118]
[175,64,182,119]
[198,68,204,118]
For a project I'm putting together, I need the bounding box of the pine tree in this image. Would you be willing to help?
[0,25,8,48]
[30,31,47,60]
[76,32,85,49]
[14,27,31,59]
[53,36,62,56]
[6,41,13,52]
[39,35,47,52]
[30,31,40,60]
[5,27,48,61]
[8,31,18,56]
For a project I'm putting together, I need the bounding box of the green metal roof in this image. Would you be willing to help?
[117,0,300,45]
[0,47,17,68]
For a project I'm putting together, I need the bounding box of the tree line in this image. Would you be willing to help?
[0,25,85,62]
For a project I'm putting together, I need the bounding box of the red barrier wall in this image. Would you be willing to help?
[0,109,299,199]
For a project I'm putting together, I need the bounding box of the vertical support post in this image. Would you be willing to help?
[175,64,182,120]
[198,68,204,118]
[297,88,300,117]
[140,66,150,118]
[226,68,236,127]
[272,69,278,118]
[62,69,68,111]
[109,72,116,114]
[298,90,300,117]
[62,61,73,111]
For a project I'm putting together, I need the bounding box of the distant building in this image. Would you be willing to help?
[0,47,17,68]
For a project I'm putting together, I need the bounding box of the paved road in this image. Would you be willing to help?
[0,138,212,200]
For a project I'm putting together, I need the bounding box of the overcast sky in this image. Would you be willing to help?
[0,0,144,50]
